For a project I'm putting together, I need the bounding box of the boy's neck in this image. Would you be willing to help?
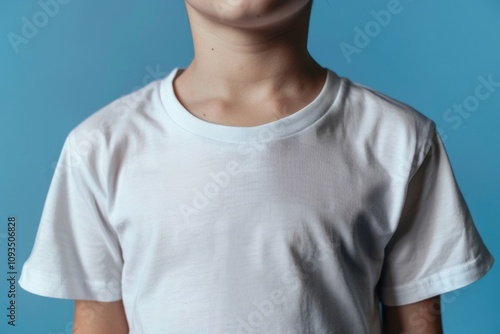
[173,1,327,126]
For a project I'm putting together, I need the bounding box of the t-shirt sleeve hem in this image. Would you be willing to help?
[379,251,494,306]
[18,266,122,302]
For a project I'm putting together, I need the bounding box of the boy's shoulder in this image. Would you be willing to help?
[333,74,438,177]
[344,76,434,132]
[340,74,436,147]
[65,75,166,151]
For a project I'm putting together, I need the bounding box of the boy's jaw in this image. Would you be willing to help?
[184,0,311,30]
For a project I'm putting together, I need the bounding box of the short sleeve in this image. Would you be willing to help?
[377,122,494,306]
[19,132,123,302]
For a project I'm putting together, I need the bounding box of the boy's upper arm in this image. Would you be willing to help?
[19,131,123,302]
[73,299,129,334]
[377,122,494,306]
[382,295,443,334]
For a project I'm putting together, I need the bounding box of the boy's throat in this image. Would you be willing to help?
[173,69,327,127]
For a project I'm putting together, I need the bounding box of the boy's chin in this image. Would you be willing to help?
[187,0,311,29]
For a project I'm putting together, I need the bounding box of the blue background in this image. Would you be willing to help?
[1,0,499,333]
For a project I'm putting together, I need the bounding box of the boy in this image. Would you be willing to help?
[19,1,494,333]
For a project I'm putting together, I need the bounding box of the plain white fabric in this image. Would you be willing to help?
[19,67,494,333]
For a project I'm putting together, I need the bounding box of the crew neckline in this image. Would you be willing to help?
[159,67,345,143]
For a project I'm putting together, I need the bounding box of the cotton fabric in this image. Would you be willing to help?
[19,67,494,333]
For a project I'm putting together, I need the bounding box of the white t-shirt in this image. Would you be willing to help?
[19,67,494,333]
